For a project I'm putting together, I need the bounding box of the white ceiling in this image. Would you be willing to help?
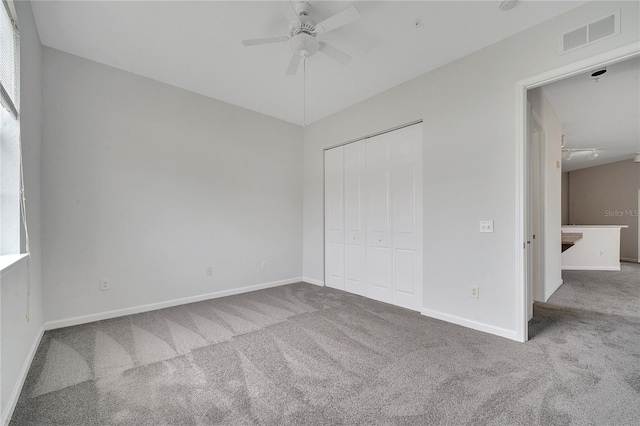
[31,0,585,126]
[541,57,640,172]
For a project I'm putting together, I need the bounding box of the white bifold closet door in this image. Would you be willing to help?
[344,141,366,296]
[324,146,345,290]
[388,124,422,311]
[324,123,422,312]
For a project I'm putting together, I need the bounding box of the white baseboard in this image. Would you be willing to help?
[44,277,303,331]
[545,278,564,302]
[1,325,44,426]
[302,277,324,286]
[561,266,620,271]
[620,257,639,263]
[421,308,518,341]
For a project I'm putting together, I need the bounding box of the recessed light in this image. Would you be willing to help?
[499,1,518,12]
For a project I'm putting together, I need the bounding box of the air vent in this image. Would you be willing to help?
[589,14,616,42]
[560,10,620,54]
[563,27,587,52]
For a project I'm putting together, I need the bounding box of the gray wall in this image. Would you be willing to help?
[562,172,570,225]
[1,1,43,422]
[569,159,640,262]
[41,48,303,322]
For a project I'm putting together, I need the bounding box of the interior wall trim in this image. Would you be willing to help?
[421,308,518,341]
[545,279,564,302]
[43,277,304,331]
[302,277,325,286]
[561,266,621,271]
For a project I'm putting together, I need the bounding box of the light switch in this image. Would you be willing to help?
[479,221,494,233]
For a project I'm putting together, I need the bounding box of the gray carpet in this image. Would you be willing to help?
[548,261,639,317]
[11,275,640,425]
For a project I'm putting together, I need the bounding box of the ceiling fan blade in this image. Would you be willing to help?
[318,41,352,66]
[314,6,360,34]
[242,36,289,47]
[286,53,302,75]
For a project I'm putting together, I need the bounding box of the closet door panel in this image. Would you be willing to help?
[366,134,393,304]
[394,165,416,234]
[344,141,366,295]
[391,125,423,311]
[324,146,345,290]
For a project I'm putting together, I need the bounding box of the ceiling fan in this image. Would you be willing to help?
[242,1,360,75]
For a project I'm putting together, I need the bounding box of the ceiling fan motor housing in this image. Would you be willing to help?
[289,14,316,37]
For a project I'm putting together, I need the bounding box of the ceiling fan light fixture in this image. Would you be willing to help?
[291,33,319,58]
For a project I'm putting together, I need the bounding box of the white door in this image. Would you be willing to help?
[525,105,534,319]
[366,133,393,304]
[325,146,345,290]
[531,127,542,305]
[344,141,366,296]
[391,125,423,311]
[526,106,546,318]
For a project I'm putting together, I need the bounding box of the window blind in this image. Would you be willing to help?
[0,0,19,119]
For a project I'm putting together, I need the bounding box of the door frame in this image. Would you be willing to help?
[514,42,639,342]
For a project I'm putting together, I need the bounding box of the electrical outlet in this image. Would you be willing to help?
[470,286,479,299]
[479,221,494,233]
[261,261,267,269]
[100,279,110,291]
[206,267,213,276]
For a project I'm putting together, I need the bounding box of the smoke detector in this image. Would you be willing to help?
[591,68,607,82]
[499,1,518,12]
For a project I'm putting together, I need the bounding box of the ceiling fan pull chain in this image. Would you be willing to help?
[304,58,306,127]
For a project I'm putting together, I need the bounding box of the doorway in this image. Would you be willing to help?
[515,43,639,342]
